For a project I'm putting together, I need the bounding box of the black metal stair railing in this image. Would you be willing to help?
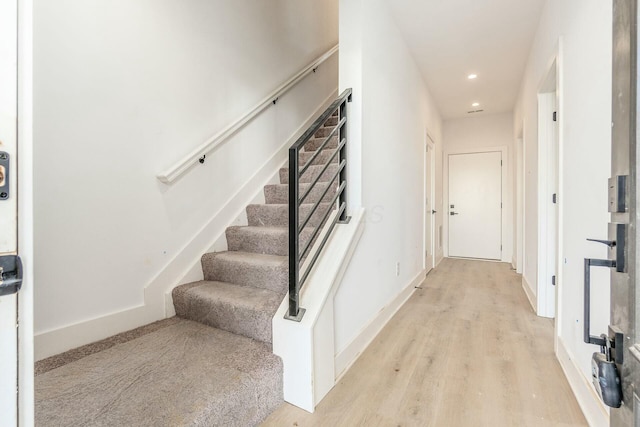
[285,88,353,321]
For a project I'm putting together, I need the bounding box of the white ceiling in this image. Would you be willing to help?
[386,0,547,120]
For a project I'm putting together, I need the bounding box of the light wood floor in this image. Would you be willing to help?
[263,258,587,427]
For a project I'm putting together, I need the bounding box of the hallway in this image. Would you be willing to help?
[263,259,587,426]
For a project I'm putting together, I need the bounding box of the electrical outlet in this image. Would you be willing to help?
[395,262,400,277]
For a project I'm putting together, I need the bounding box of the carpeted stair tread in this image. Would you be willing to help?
[264,182,336,204]
[246,202,334,228]
[226,226,315,256]
[201,251,287,293]
[299,148,338,167]
[35,319,283,426]
[279,163,340,184]
[173,281,282,343]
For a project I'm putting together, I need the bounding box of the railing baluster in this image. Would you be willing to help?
[339,94,351,223]
[285,89,352,322]
[286,147,302,321]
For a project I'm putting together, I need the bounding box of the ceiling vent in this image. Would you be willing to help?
[467,109,484,114]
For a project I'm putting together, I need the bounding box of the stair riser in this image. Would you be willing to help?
[280,164,340,185]
[324,116,339,126]
[314,126,336,138]
[201,253,287,293]
[304,135,339,152]
[173,291,274,343]
[226,227,314,256]
[299,149,338,167]
[264,183,337,204]
[246,203,334,228]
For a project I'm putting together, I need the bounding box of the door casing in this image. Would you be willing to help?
[536,54,562,320]
[424,131,436,272]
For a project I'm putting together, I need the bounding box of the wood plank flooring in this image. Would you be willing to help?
[263,258,587,427]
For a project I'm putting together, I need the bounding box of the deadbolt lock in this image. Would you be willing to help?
[0,151,9,200]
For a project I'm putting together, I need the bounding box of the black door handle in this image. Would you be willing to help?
[432,210,437,214]
[584,257,616,348]
[450,212,459,216]
[586,238,616,248]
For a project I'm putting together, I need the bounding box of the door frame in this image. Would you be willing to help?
[18,0,35,424]
[443,145,509,262]
[536,47,563,323]
[515,131,525,275]
[423,131,436,272]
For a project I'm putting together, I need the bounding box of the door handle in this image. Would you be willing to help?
[586,238,616,248]
[450,212,459,216]
[432,210,437,214]
[583,257,617,349]
[0,255,23,296]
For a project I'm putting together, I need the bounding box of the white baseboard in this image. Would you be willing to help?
[334,270,424,379]
[521,275,536,312]
[556,338,608,427]
[34,88,339,361]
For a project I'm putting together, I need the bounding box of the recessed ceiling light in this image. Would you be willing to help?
[468,74,478,80]
[472,102,480,107]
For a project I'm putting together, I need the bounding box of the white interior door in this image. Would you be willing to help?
[448,151,502,260]
[0,0,19,424]
[424,142,434,272]
[536,89,559,319]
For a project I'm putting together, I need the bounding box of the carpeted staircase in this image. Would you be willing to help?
[172,114,339,346]
[35,114,339,427]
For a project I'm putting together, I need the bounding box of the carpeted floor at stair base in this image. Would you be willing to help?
[35,319,282,426]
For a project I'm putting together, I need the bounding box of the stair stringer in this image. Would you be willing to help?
[272,207,365,413]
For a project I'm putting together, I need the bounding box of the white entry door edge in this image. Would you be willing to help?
[443,145,510,263]
[0,0,20,425]
[17,0,35,423]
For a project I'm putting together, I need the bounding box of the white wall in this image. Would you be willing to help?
[33,0,338,356]
[335,0,443,360]
[442,112,515,263]
[514,0,612,424]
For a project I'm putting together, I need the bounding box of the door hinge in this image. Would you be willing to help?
[553,111,557,122]
[501,160,503,166]
[552,275,556,286]
[552,193,557,204]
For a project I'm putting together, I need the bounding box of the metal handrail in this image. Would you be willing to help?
[286,88,352,321]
